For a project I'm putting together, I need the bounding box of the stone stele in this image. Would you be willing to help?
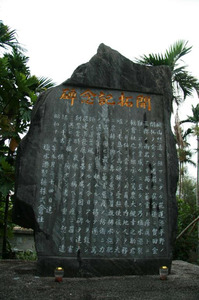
[13,44,178,276]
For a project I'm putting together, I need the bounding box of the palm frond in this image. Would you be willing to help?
[0,21,24,52]
[174,71,199,99]
[185,158,196,167]
[36,76,55,92]
[135,53,169,66]
[192,104,199,121]
[183,128,193,139]
[180,117,196,125]
[181,105,199,125]
[165,40,192,69]
[178,148,196,166]
[173,65,187,75]
[4,48,30,74]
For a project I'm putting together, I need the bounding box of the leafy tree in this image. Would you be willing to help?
[0,21,54,258]
[174,176,199,261]
[181,104,199,255]
[181,104,199,202]
[136,40,199,259]
[135,40,199,106]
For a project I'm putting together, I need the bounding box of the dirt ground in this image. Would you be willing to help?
[0,260,199,300]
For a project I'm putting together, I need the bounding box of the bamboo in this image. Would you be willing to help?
[177,216,199,239]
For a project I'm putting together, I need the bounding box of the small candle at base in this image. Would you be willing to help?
[159,266,168,280]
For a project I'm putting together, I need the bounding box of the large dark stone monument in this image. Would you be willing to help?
[13,44,178,276]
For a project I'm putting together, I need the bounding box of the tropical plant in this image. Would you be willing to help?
[177,148,196,196]
[136,40,199,259]
[180,104,199,256]
[135,40,199,106]
[174,176,199,262]
[0,21,20,51]
[0,21,54,258]
[181,105,199,204]
[174,110,195,197]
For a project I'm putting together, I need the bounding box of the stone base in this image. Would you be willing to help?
[37,256,172,277]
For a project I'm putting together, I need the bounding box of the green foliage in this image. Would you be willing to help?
[0,21,20,51]
[0,21,54,257]
[0,157,15,196]
[135,40,199,105]
[0,48,45,139]
[0,195,14,243]
[15,250,37,261]
[173,177,199,261]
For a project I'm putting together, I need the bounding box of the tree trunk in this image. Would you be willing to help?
[2,194,9,259]
[179,161,183,198]
[197,135,199,257]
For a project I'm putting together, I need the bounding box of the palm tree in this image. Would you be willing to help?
[135,40,199,106]
[174,110,196,197]
[178,148,196,197]
[181,104,199,255]
[136,41,199,256]
[0,21,21,52]
[181,104,199,204]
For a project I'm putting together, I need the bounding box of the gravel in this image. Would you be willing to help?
[0,260,199,300]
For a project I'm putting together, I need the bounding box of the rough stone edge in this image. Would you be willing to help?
[64,43,173,96]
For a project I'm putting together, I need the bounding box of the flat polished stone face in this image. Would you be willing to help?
[14,44,178,275]
[34,86,168,260]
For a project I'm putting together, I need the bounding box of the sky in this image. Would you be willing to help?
[1,0,199,177]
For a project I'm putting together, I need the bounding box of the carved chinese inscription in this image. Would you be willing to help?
[36,86,167,259]
[60,88,151,110]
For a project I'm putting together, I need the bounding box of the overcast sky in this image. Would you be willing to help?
[1,0,199,177]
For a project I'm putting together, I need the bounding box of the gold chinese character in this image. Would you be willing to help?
[98,92,115,105]
[60,88,77,106]
[136,95,151,111]
[80,89,96,105]
[118,92,133,107]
